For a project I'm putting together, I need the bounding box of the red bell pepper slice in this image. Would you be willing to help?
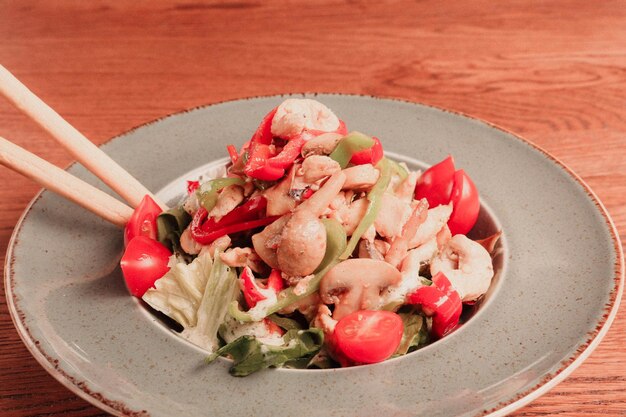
[240,266,284,309]
[407,272,462,339]
[243,142,284,181]
[201,196,267,232]
[266,136,306,169]
[226,145,239,164]
[190,207,279,245]
[251,107,277,145]
[349,136,383,165]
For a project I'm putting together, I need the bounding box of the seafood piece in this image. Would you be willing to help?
[385,198,429,268]
[430,234,494,302]
[374,193,412,238]
[180,228,202,255]
[395,171,420,203]
[342,164,380,190]
[209,185,244,220]
[333,197,368,236]
[409,204,453,249]
[219,247,253,268]
[301,132,344,157]
[271,99,340,139]
[358,239,384,261]
[301,155,341,183]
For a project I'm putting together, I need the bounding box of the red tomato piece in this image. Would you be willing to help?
[124,195,162,246]
[448,169,480,235]
[120,236,171,297]
[349,137,384,165]
[334,310,404,364]
[415,155,456,208]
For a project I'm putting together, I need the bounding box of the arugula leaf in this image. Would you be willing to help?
[206,328,324,377]
[394,312,430,356]
[267,314,304,331]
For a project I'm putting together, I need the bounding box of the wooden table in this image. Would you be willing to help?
[1,1,624,416]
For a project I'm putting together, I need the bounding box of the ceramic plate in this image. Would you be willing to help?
[5,95,623,417]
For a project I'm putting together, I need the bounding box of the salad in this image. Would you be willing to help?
[119,99,500,376]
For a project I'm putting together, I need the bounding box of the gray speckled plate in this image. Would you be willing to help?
[5,95,623,417]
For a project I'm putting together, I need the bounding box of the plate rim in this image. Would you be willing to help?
[4,93,624,417]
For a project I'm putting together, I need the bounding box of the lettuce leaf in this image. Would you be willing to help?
[206,328,324,376]
[143,251,239,353]
[142,251,213,328]
[182,255,239,352]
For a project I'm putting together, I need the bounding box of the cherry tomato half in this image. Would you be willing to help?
[448,169,480,235]
[415,155,455,207]
[124,195,162,246]
[120,236,171,297]
[334,310,403,364]
[414,156,480,235]
[349,137,384,166]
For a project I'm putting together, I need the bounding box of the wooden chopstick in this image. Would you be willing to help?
[0,136,133,227]
[0,64,166,210]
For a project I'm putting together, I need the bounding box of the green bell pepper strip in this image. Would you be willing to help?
[339,157,392,259]
[329,132,375,168]
[228,218,347,322]
[197,177,245,211]
[388,158,409,182]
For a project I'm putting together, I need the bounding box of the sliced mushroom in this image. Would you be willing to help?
[251,215,291,269]
[319,258,402,320]
[263,166,297,216]
[276,171,346,276]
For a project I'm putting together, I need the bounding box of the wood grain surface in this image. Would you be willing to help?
[1,1,625,416]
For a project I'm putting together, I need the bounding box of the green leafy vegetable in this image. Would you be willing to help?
[142,251,214,328]
[329,132,375,168]
[206,328,324,376]
[156,206,191,253]
[182,255,240,352]
[143,251,239,352]
[394,312,430,356]
[267,314,304,331]
[228,218,347,322]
